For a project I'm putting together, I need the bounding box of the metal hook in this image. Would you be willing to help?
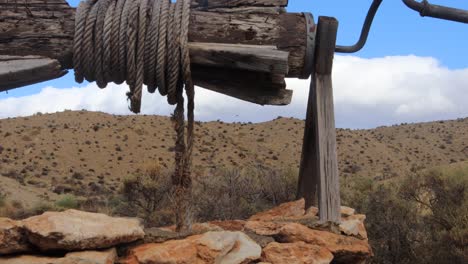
[335,0,383,53]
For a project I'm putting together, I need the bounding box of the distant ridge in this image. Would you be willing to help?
[0,110,467,206]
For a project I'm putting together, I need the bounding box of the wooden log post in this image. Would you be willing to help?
[297,16,341,223]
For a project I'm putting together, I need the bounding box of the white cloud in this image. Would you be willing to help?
[0,55,467,128]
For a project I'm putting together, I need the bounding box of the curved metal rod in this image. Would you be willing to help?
[402,0,468,24]
[335,0,383,53]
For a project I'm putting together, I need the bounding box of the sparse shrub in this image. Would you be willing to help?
[72,172,85,180]
[26,202,56,217]
[343,167,468,264]
[55,194,79,209]
[0,190,6,208]
[120,162,172,226]
[117,163,297,226]
[193,165,297,222]
[21,135,32,141]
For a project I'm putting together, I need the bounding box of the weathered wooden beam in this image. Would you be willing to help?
[189,11,306,77]
[0,1,306,76]
[192,66,291,105]
[0,0,307,105]
[190,0,288,9]
[200,6,285,15]
[0,0,76,68]
[189,42,289,74]
[304,17,341,223]
[297,16,341,223]
[296,80,319,206]
[0,55,67,92]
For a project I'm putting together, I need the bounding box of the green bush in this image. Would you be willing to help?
[55,194,79,209]
[344,167,468,264]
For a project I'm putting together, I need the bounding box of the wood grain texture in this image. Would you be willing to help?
[189,42,289,74]
[0,0,75,68]
[190,0,288,9]
[189,11,306,77]
[296,73,319,207]
[0,55,67,92]
[193,66,290,105]
[200,6,285,15]
[315,17,341,223]
[297,16,341,223]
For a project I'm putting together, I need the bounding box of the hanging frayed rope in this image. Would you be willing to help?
[73,0,195,231]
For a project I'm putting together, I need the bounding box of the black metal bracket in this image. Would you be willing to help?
[300,13,317,79]
[403,0,468,24]
[334,0,467,54]
[335,0,383,53]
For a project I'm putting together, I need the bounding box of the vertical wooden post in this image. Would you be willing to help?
[297,16,341,223]
[296,67,319,207]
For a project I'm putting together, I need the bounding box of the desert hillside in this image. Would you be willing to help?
[0,110,467,206]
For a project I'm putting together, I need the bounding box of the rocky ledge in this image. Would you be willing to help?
[0,199,372,264]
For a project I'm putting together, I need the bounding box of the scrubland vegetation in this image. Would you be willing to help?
[342,163,467,264]
[1,113,467,263]
[1,161,466,263]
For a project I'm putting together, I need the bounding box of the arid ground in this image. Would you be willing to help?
[1,110,467,207]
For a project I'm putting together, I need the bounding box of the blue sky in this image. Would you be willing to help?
[1,0,467,128]
[289,0,468,69]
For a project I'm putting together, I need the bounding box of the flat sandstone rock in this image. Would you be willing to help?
[0,218,31,255]
[0,248,117,264]
[22,209,144,251]
[262,241,334,264]
[124,231,261,264]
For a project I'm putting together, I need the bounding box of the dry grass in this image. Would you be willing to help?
[0,111,466,209]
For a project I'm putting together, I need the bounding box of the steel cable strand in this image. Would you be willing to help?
[146,0,162,92]
[156,0,169,96]
[126,0,140,104]
[143,0,155,86]
[171,0,194,232]
[102,0,116,83]
[166,0,182,105]
[74,0,196,230]
[95,0,114,88]
[110,0,125,82]
[73,0,94,83]
[117,0,131,84]
[82,0,101,82]
[129,0,150,113]
[181,0,194,180]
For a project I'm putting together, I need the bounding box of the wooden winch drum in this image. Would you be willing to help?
[0,0,316,106]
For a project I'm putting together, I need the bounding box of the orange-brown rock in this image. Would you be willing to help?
[124,237,198,264]
[340,206,356,217]
[0,248,117,264]
[274,223,372,263]
[339,214,368,240]
[0,218,31,255]
[244,221,285,236]
[248,199,306,221]
[262,242,334,264]
[306,206,319,217]
[124,231,261,264]
[209,220,246,231]
[160,223,223,233]
[22,209,144,251]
